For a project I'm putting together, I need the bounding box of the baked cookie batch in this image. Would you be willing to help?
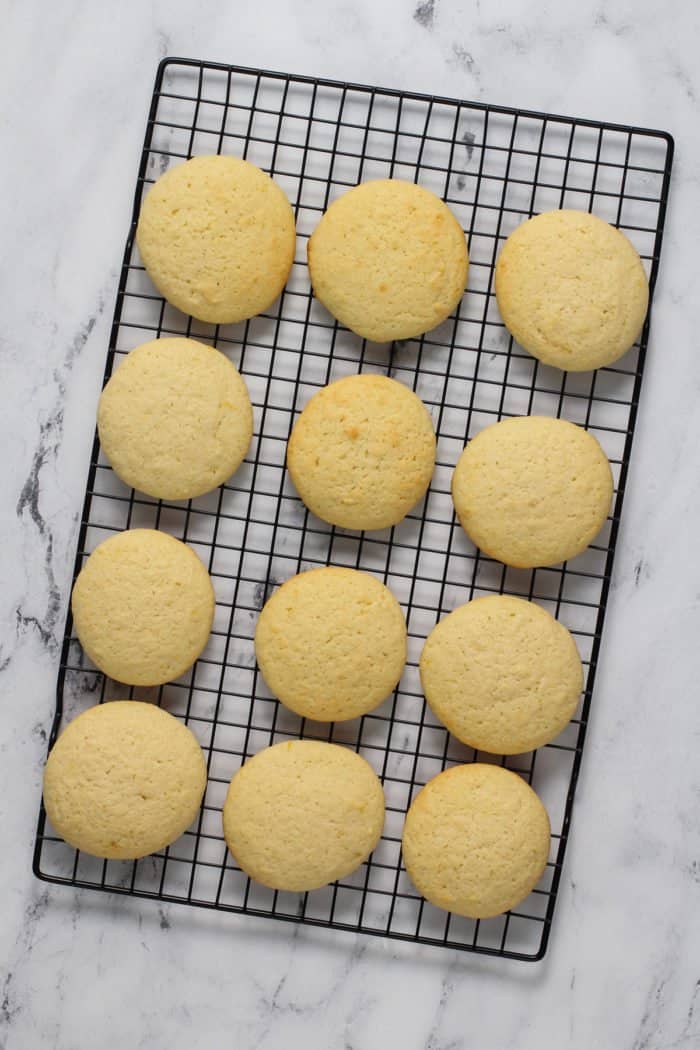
[43,153,650,921]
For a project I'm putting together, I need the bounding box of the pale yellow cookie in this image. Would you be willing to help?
[43,701,207,860]
[136,154,296,324]
[452,415,613,568]
[287,373,436,530]
[72,529,215,685]
[223,740,385,891]
[402,763,550,918]
[495,209,649,371]
[420,595,583,754]
[97,337,253,500]
[255,567,406,721]
[308,179,468,342]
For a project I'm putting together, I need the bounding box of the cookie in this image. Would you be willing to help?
[97,337,253,500]
[308,179,468,342]
[402,763,550,918]
[43,701,207,860]
[287,373,436,530]
[255,567,406,721]
[72,529,215,685]
[222,740,385,891]
[420,595,583,754]
[452,415,613,568]
[495,209,649,371]
[136,154,296,324]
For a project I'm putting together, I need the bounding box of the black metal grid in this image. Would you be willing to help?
[33,57,673,961]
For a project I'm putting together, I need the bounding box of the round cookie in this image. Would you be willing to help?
[255,567,406,721]
[452,415,613,568]
[136,154,296,324]
[43,701,207,860]
[495,209,649,371]
[420,595,583,754]
[308,179,468,342]
[402,763,550,919]
[71,529,215,685]
[287,373,436,530]
[222,740,385,891]
[98,337,253,500]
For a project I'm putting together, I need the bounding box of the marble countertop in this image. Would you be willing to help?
[2,1,699,1047]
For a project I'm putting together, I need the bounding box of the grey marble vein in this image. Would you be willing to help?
[447,43,477,74]
[414,1,436,31]
[7,298,106,672]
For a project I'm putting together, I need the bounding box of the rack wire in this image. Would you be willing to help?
[33,57,673,960]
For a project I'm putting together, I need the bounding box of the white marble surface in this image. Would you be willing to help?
[2,1,699,1047]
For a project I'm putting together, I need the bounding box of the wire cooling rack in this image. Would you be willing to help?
[34,57,673,961]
